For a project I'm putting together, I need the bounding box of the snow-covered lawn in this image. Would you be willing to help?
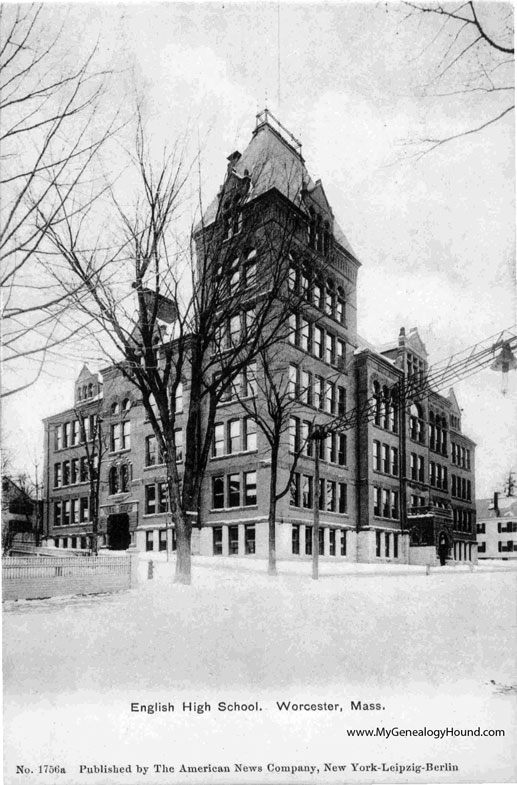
[3,558,517,785]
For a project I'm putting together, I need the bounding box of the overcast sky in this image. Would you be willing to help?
[3,1,515,497]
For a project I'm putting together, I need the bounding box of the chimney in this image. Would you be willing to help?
[494,491,499,517]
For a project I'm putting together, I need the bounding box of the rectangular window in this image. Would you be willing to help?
[300,318,311,352]
[410,452,417,480]
[319,527,324,555]
[326,481,337,512]
[244,471,257,506]
[54,501,62,527]
[339,483,348,514]
[54,463,62,488]
[385,532,390,557]
[244,418,257,451]
[146,435,157,466]
[159,529,167,552]
[305,526,313,555]
[301,421,313,457]
[228,420,241,454]
[227,474,240,507]
[72,420,80,446]
[80,456,88,482]
[391,490,399,519]
[158,482,168,513]
[329,528,336,556]
[374,487,381,516]
[111,423,121,452]
[382,489,390,518]
[337,385,346,416]
[245,525,256,555]
[63,500,71,526]
[373,440,380,471]
[288,364,298,397]
[418,455,425,482]
[382,444,390,474]
[146,531,154,551]
[213,527,223,555]
[326,433,336,464]
[71,458,79,485]
[376,531,381,557]
[175,429,183,462]
[212,476,224,509]
[391,447,398,476]
[314,376,324,410]
[340,529,347,556]
[290,473,300,507]
[145,485,156,514]
[80,497,89,523]
[289,417,300,453]
[229,525,239,555]
[62,461,70,486]
[300,370,312,405]
[302,475,313,509]
[244,363,257,397]
[63,422,71,448]
[292,525,300,555]
[325,333,335,365]
[213,423,224,457]
[55,426,62,451]
[325,381,335,414]
[393,533,399,559]
[314,326,324,359]
[121,420,131,449]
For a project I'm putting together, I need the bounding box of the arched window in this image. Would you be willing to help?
[308,208,316,249]
[88,383,93,398]
[429,411,436,451]
[382,385,390,429]
[111,401,120,416]
[323,220,330,256]
[313,275,324,310]
[122,398,131,413]
[410,403,423,442]
[316,214,323,253]
[77,388,82,401]
[82,385,87,399]
[120,464,130,493]
[109,466,119,495]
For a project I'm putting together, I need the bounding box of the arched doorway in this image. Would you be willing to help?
[107,513,130,550]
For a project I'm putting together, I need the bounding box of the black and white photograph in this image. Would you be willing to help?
[1,1,516,783]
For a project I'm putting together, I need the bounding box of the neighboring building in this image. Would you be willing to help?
[2,476,41,553]
[42,112,476,565]
[476,491,517,560]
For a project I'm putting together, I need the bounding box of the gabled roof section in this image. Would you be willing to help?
[406,327,428,358]
[201,112,357,259]
[447,388,461,414]
[76,364,93,383]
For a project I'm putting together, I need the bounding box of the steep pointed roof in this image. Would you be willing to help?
[202,115,357,258]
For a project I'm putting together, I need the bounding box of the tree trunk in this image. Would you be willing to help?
[268,445,279,576]
[174,508,192,584]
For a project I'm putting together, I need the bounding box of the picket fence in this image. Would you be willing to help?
[2,554,137,601]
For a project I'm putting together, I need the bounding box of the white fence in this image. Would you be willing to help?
[2,555,137,600]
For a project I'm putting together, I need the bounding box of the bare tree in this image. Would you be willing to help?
[75,404,106,554]
[233,347,312,575]
[0,4,119,397]
[41,122,308,583]
[402,1,514,154]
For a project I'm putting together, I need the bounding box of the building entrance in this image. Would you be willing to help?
[107,513,130,550]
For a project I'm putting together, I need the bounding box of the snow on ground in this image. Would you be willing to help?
[3,558,517,785]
